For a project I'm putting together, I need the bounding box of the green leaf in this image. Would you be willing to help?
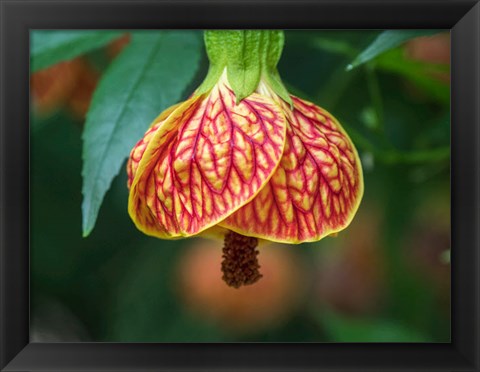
[81,31,202,237]
[31,31,123,72]
[347,30,440,70]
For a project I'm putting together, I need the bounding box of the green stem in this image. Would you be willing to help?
[365,63,384,132]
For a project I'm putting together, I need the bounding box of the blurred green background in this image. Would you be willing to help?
[30,30,450,342]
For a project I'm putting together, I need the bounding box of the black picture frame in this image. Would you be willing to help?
[1,0,479,371]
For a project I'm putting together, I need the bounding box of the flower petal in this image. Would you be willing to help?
[220,96,364,243]
[127,102,182,188]
[128,83,287,238]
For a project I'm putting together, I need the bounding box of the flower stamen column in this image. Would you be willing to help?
[222,231,261,288]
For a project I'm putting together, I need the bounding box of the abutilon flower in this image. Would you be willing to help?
[127,31,364,288]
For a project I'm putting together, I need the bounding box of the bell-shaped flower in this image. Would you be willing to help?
[127,31,363,287]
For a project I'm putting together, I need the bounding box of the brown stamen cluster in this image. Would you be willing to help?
[221,231,262,288]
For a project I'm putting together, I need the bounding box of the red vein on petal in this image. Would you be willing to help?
[127,82,287,238]
[221,95,363,243]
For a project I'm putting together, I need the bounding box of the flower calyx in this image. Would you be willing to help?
[196,30,292,106]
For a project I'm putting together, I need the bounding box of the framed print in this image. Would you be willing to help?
[1,0,479,371]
